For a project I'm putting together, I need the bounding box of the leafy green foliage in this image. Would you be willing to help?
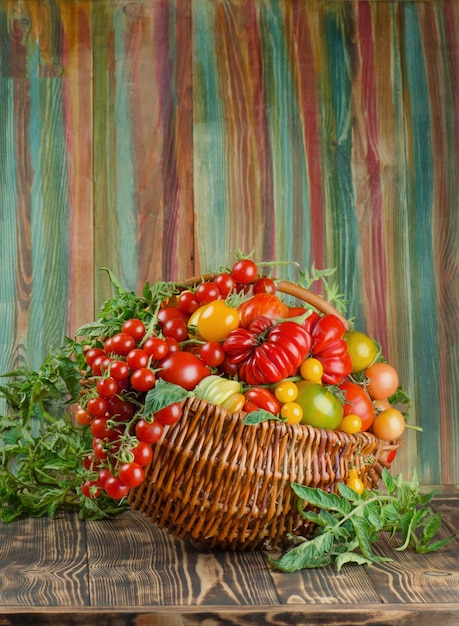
[0,343,128,522]
[269,469,456,572]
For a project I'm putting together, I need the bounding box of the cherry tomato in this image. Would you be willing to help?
[338,413,362,434]
[155,402,182,425]
[253,277,276,294]
[90,416,116,441]
[178,290,201,314]
[81,480,101,499]
[106,397,135,422]
[165,337,180,353]
[96,468,111,488]
[91,355,112,376]
[199,341,225,367]
[118,462,145,488]
[135,419,164,444]
[122,318,146,342]
[299,358,323,383]
[158,352,211,390]
[75,406,92,426]
[162,317,189,342]
[130,368,156,392]
[339,381,374,432]
[131,441,153,467]
[231,259,257,283]
[126,348,149,371]
[110,332,136,356]
[109,360,130,381]
[346,468,364,495]
[280,401,303,424]
[104,476,130,499]
[196,300,239,342]
[92,438,108,461]
[87,396,108,418]
[365,362,399,400]
[296,381,343,430]
[371,408,405,441]
[213,273,235,297]
[343,331,378,374]
[143,336,169,360]
[221,392,246,412]
[274,381,298,403]
[85,347,105,367]
[196,281,220,304]
[96,376,119,399]
[158,306,189,325]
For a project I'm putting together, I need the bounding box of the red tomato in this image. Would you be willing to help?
[157,352,211,390]
[214,273,235,296]
[199,341,225,367]
[196,281,220,304]
[85,347,105,367]
[106,397,136,422]
[118,462,145,488]
[158,306,189,325]
[143,336,169,360]
[110,333,136,356]
[135,419,164,444]
[155,402,182,425]
[87,396,108,418]
[104,476,130,499]
[339,381,375,432]
[231,259,258,283]
[253,277,276,294]
[130,368,156,392]
[96,376,119,399]
[122,318,146,342]
[178,290,201,314]
[162,317,188,342]
[75,406,92,426]
[126,348,149,371]
[81,480,101,499]
[244,387,281,415]
[238,293,289,328]
[131,441,153,467]
[109,360,130,381]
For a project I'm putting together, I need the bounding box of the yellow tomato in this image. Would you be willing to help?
[274,381,298,403]
[189,300,239,342]
[346,468,365,495]
[299,358,323,383]
[338,413,362,434]
[280,401,303,424]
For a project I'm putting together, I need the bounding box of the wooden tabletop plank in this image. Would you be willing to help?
[0,513,89,607]
[85,510,280,607]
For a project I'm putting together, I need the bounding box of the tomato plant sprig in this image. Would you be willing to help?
[269,468,456,573]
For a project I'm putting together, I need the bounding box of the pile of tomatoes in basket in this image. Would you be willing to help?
[75,258,406,501]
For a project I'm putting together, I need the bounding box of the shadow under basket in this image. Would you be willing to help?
[128,395,401,551]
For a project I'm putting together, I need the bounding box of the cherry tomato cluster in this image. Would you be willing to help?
[76,258,408,501]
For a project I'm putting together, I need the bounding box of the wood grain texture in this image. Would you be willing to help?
[0,0,457,485]
[0,497,457,624]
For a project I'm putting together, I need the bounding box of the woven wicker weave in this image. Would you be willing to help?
[128,280,401,550]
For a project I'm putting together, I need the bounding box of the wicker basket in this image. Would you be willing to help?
[128,279,401,551]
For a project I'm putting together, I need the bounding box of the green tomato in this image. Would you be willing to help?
[343,330,378,374]
[296,381,343,430]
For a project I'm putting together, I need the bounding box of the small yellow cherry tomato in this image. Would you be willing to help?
[338,413,362,434]
[299,358,323,383]
[274,380,298,403]
[280,401,303,424]
[346,468,365,495]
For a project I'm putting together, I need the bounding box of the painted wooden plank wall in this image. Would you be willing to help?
[0,0,457,485]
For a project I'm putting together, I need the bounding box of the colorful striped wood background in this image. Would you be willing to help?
[0,0,457,485]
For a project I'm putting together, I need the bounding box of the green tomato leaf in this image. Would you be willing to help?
[143,380,190,416]
[292,483,352,515]
[243,410,284,425]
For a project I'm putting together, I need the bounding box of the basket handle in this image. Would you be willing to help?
[184,275,349,329]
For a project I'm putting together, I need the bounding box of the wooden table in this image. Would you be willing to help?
[1,489,458,626]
